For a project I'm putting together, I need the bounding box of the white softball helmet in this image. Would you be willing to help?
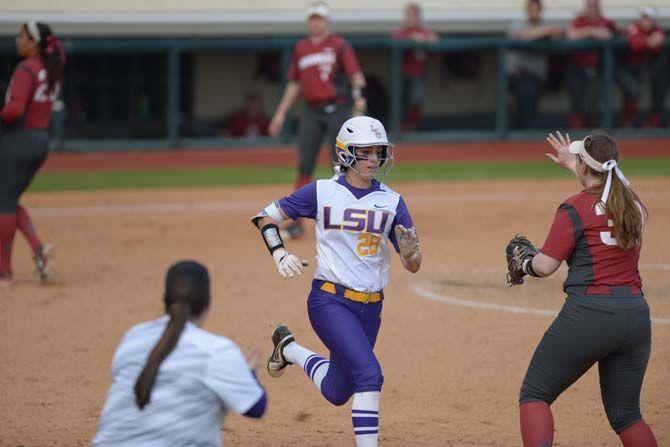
[335,116,394,176]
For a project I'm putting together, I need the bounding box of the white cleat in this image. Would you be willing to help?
[34,243,55,284]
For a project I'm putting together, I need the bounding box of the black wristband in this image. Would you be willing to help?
[261,223,285,255]
[523,256,540,277]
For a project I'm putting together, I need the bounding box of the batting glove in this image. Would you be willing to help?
[272,248,308,278]
[395,225,420,260]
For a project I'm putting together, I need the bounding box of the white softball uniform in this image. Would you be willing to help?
[273,176,414,293]
[93,316,263,447]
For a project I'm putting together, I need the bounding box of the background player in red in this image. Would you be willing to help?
[617,6,667,128]
[268,1,367,239]
[0,21,64,287]
[565,0,617,128]
[507,131,657,446]
[391,3,438,133]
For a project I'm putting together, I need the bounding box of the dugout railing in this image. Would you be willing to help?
[0,35,668,152]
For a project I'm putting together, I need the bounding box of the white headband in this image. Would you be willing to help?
[568,139,630,205]
[27,21,41,43]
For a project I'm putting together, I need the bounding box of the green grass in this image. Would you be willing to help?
[30,157,670,192]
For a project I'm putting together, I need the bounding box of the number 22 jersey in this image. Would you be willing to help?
[278,176,415,293]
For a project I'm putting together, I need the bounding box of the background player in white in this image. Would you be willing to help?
[93,260,266,446]
[252,116,421,447]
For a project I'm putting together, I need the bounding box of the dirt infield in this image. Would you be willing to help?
[42,138,670,173]
[1,178,669,446]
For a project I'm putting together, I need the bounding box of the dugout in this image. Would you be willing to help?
[1,1,669,151]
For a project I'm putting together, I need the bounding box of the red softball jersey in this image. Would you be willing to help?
[391,27,433,78]
[288,33,361,104]
[1,56,58,130]
[569,14,617,68]
[541,189,642,293]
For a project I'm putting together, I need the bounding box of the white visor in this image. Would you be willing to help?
[569,138,630,204]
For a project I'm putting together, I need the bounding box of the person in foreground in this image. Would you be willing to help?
[93,260,266,446]
[252,116,421,446]
[506,131,657,446]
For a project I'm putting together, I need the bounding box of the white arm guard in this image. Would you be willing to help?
[251,201,286,227]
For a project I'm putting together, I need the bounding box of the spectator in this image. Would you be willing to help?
[507,0,563,129]
[392,3,438,132]
[224,92,269,138]
[565,0,617,129]
[617,6,667,127]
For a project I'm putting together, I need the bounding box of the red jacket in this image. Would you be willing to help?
[624,21,665,66]
[569,14,617,68]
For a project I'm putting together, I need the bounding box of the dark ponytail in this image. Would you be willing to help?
[134,261,211,410]
[584,133,648,250]
[24,22,65,95]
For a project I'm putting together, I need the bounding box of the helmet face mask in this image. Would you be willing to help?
[335,116,395,178]
[338,144,394,177]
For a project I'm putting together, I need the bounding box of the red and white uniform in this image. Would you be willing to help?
[392,27,433,78]
[541,189,642,295]
[569,14,617,68]
[288,34,361,105]
[1,56,58,130]
[624,21,665,66]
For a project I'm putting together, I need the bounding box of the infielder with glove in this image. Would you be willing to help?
[252,116,421,447]
[506,131,657,446]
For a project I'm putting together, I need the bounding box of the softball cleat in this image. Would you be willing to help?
[267,324,295,378]
[33,243,55,284]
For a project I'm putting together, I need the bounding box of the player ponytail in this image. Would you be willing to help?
[24,22,65,95]
[134,261,211,410]
[584,134,647,250]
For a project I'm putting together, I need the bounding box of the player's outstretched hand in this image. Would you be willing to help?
[546,131,576,172]
[395,225,420,260]
[246,345,262,371]
[272,248,309,278]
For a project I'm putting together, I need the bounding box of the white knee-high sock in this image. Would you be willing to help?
[283,341,330,391]
[352,391,380,447]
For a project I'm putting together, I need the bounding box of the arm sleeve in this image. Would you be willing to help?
[204,344,265,415]
[388,196,415,253]
[277,182,318,220]
[0,64,34,124]
[540,204,578,261]
[341,42,362,76]
[242,371,267,418]
[287,44,299,81]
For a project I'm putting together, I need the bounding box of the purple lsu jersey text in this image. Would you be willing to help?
[323,207,390,234]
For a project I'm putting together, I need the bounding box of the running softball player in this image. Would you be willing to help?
[0,21,64,287]
[268,1,367,240]
[505,131,657,446]
[252,116,421,447]
[93,261,267,446]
